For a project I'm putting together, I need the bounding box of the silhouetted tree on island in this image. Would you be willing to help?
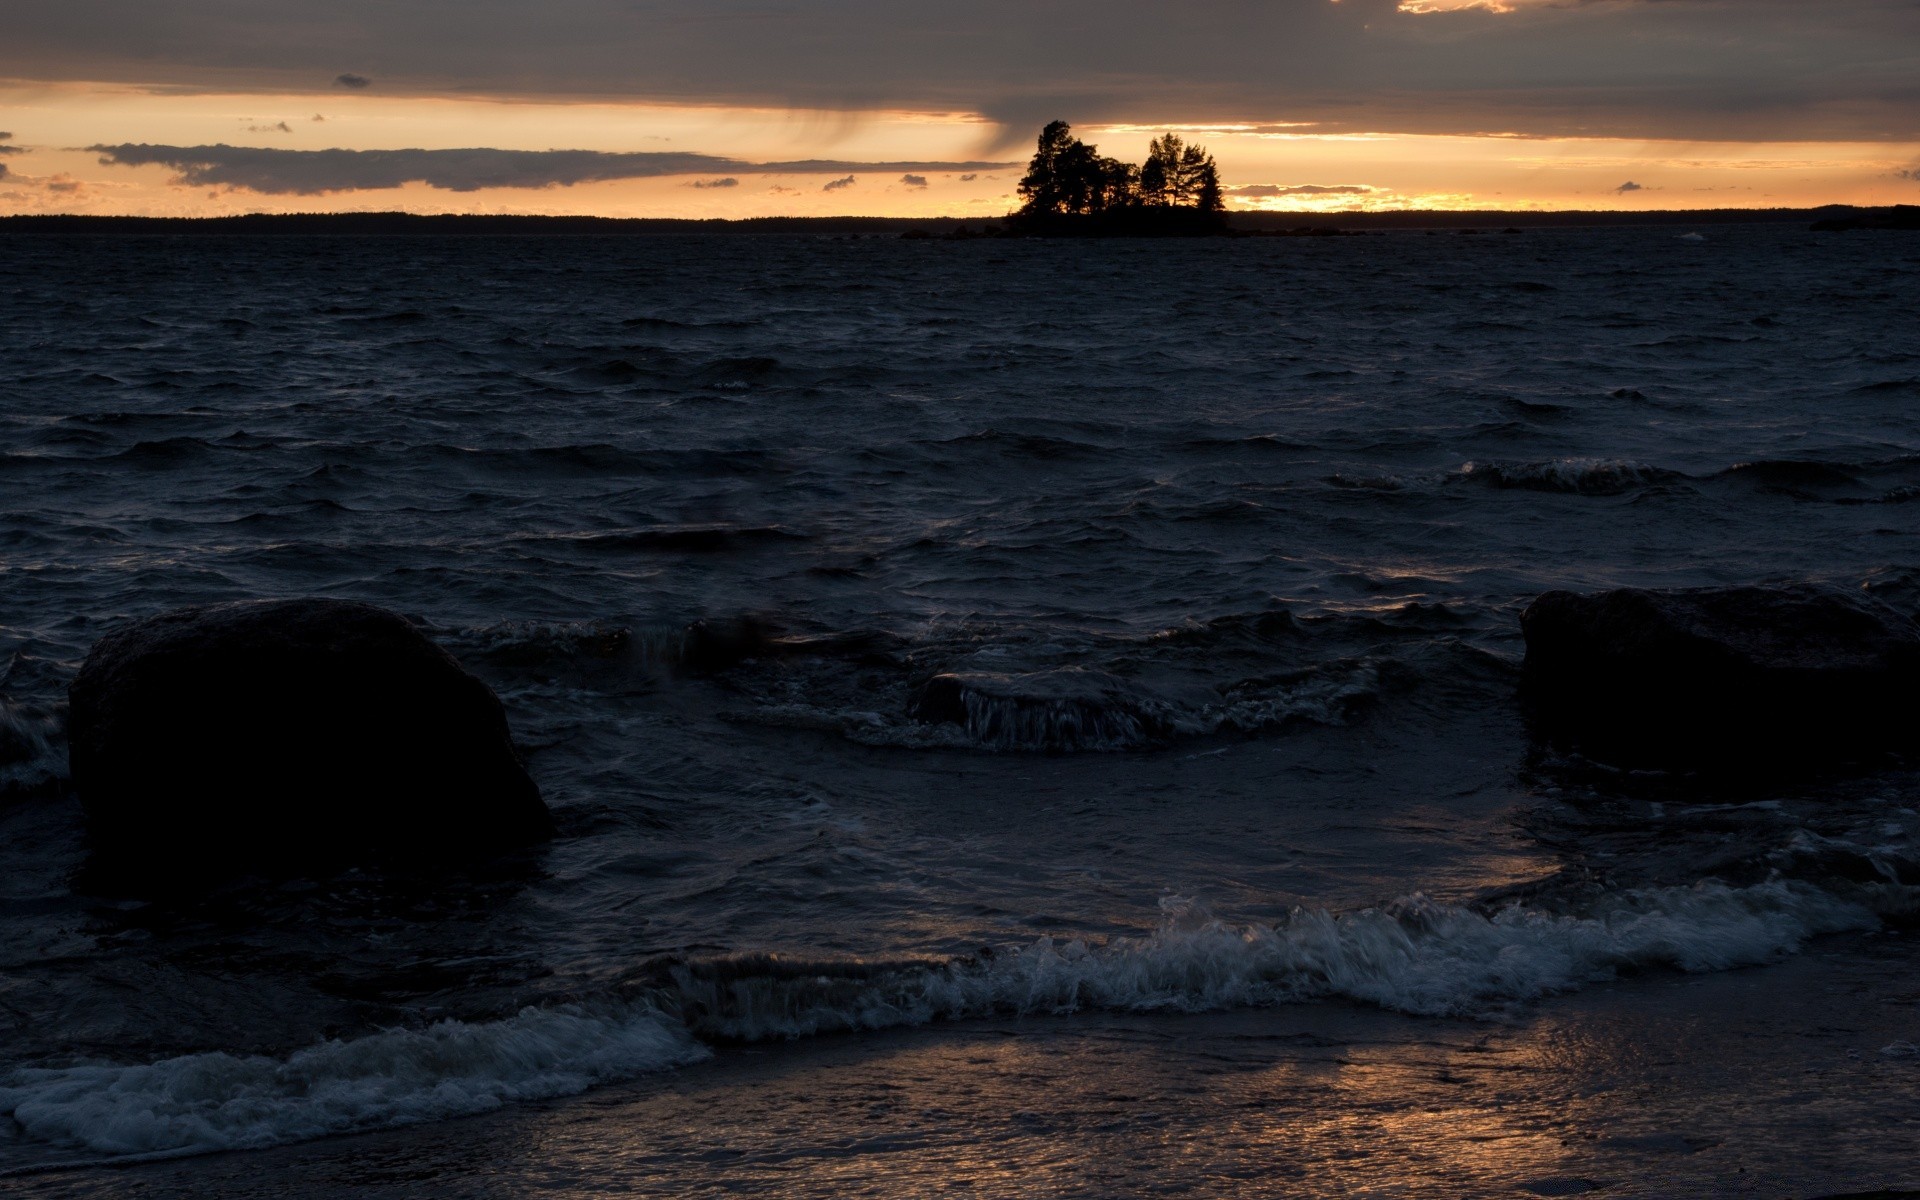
[1014,121,1226,236]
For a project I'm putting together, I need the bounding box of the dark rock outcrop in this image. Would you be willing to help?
[69,599,551,878]
[1521,586,1920,770]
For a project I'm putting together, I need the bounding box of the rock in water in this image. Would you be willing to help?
[1521,586,1920,770]
[68,599,552,877]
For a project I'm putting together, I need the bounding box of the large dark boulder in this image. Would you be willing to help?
[1520,586,1920,770]
[68,599,551,878]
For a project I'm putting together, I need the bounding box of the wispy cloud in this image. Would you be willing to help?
[1228,183,1373,196]
[88,145,1014,195]
[1613,180,1646,193]
[822,174,856,192]
[690,176,738,188]
[332,73,370,89]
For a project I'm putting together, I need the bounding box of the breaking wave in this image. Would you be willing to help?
[1456,458,1681,496]
[0,878,1880,1162]
[0,1003,708,1163]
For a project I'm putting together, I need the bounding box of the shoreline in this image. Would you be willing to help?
[13,931,1919,1199]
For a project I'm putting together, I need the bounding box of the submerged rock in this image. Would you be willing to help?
[1521,586,1920,770]
[68,599,551,879]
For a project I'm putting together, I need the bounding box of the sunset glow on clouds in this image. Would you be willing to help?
[3,0,1916,217]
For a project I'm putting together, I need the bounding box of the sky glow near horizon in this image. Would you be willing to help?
[3,0,1917,217]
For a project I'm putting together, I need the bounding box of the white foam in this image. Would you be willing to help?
[672,880,1877,1039]
[0,1001,707,1158]
[0,879,1880,1162]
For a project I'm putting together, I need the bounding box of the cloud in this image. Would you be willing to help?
[1228,183,1373,196]
[822,174,856,191]
[900,173,928,187]
[690,176,739,188]
[960,173,978,181]
[312,114,325,122]
[1398,0,1668,12]
[89,144,1014,194]
[1613,180,1645,192]
[245,121,294,133]
[44,174,83,194]
[0,132,19,157]
[10,1,1920,144]
[333,73,370,89]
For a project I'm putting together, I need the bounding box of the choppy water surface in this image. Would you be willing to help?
[3,227,1919,1191]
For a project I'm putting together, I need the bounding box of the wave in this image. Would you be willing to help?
[509,525,808,554]
[906,667,1181,751]
[0,694,64,800]
[665,880,1876,1037]
[1716,459,1865,490]
[0,1003,708,1161]
[1456,458,1682,496]
[0,879,1879,1162]
[741,660,1380,753]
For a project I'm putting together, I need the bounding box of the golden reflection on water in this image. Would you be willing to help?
[500,1009,1610,1198]
[119,946,1908,1199]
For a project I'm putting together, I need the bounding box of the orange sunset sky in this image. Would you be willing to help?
[3,0,1917,217]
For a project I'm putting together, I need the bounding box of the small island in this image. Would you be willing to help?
[1009,121,1229,237]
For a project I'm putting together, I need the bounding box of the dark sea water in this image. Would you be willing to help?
[3,227,1919,1196]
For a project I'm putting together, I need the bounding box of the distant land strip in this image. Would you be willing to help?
[1,207,1913,236]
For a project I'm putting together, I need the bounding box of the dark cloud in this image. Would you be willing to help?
[900,173,928,187]
[1614,180,1646,192]
[45,175,82,193]
[89,144,1012,194]
[245,121,294,133]
[960,172,978,181]
[822,174,856,191]
[0,132,19,157]
[690,176,739,188]
[1228,183,1372,196]
[333,73,371,89]
[3,1,1916,143]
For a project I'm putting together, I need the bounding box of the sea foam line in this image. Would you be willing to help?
[0,878,1879,1161]
[0,1001,709,1160]
[668,879,1877,1039]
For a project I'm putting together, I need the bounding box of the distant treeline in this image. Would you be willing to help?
[0,213,935,237]
[1,207,1906,238]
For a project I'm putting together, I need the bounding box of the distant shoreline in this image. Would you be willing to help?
[1,206,1912,236]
